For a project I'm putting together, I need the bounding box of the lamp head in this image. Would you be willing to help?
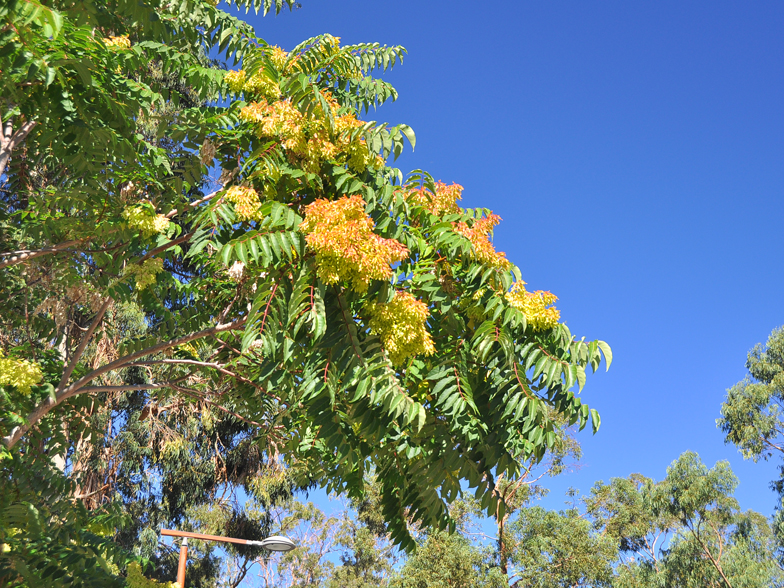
[258,535,296,552]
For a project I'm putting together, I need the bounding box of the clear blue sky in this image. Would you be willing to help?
[240,0,784,517]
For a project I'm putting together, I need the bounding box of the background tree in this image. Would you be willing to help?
[491,411,582,578]
[391,529,504,588]
[718,324,784,562]
[586,452,781,588]
[506,504,616,588]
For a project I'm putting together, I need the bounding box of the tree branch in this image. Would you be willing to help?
[165,190,221,219]
[167,383,264,428]
[74,381,187,394]
[56,298,112,394]
[689,523,733,588]
[0,118,36,178]
[137,231,194,264]
[2,317,247,449]
[0,240,85,270]
[125,359,271,396]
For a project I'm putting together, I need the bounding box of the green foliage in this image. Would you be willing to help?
[508,506,616,587]
[718,325,784,563]
[391,530,505,588]
[1,4,613,587]
[0,453,133,588]
[587,452,782,588]
[719,325,784,461]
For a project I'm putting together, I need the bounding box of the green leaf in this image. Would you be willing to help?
[597,340,612,371]
[590,408,601,433]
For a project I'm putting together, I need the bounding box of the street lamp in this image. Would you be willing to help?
[161,529,296,587]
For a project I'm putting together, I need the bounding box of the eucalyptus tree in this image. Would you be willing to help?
[507,505,616,588]
[391,529,504,588]
[586,452,781,588]
[2,3,613,585]
[718,325,784,561]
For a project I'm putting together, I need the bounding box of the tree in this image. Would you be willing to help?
[507,505,616,588]
[586,452,781,588]
[194,477,397,588]
[718,325,784,561]
[391,529,504,588]
[2,0,613,582]
[491,411,582,579]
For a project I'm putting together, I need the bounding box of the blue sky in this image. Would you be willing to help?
[239,0,784,517]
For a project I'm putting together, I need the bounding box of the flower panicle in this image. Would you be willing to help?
[301,195,408,291]
[453,213,511,270]
[103,35,131,49]
[367,291,435,365]
[124,258,164,290]
[238,92,380,174]
[122,203,170,236]
[225,185,263,221]
[506,282,560,331]
[0,349,43,396]
[406,181,463,216]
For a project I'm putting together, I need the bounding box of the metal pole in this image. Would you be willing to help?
[162,528,256,546]
[176,538,188,588]
[162,529,294,551]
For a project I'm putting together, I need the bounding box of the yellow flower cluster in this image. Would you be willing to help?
[406,182,463,215]
[225,69,247,93]
[244,72,280,100]
[225,185,263,221]
[103,35,131,49]
[345,137,382,173]
[124,258,164,290]
[0,349,43,396]
[453,214,511,270]
[224,68,280,100]
[239,93,378,174]
[122,205,170,236]
[126,563,177,588]
[506,282,560,331]
[300,195,408,291]
[367,291,436,366]
[269,45,290,70]
[225,46,299,96]
[240,99,302,139]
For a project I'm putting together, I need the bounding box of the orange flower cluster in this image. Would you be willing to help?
[406,181,463,215]
[453,214,511,270]
[367,291,436,366]
[225,186,263,221]
[300,195,408,291]
[506,282,560,331]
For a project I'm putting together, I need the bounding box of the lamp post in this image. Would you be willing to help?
[161,529,296,588]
